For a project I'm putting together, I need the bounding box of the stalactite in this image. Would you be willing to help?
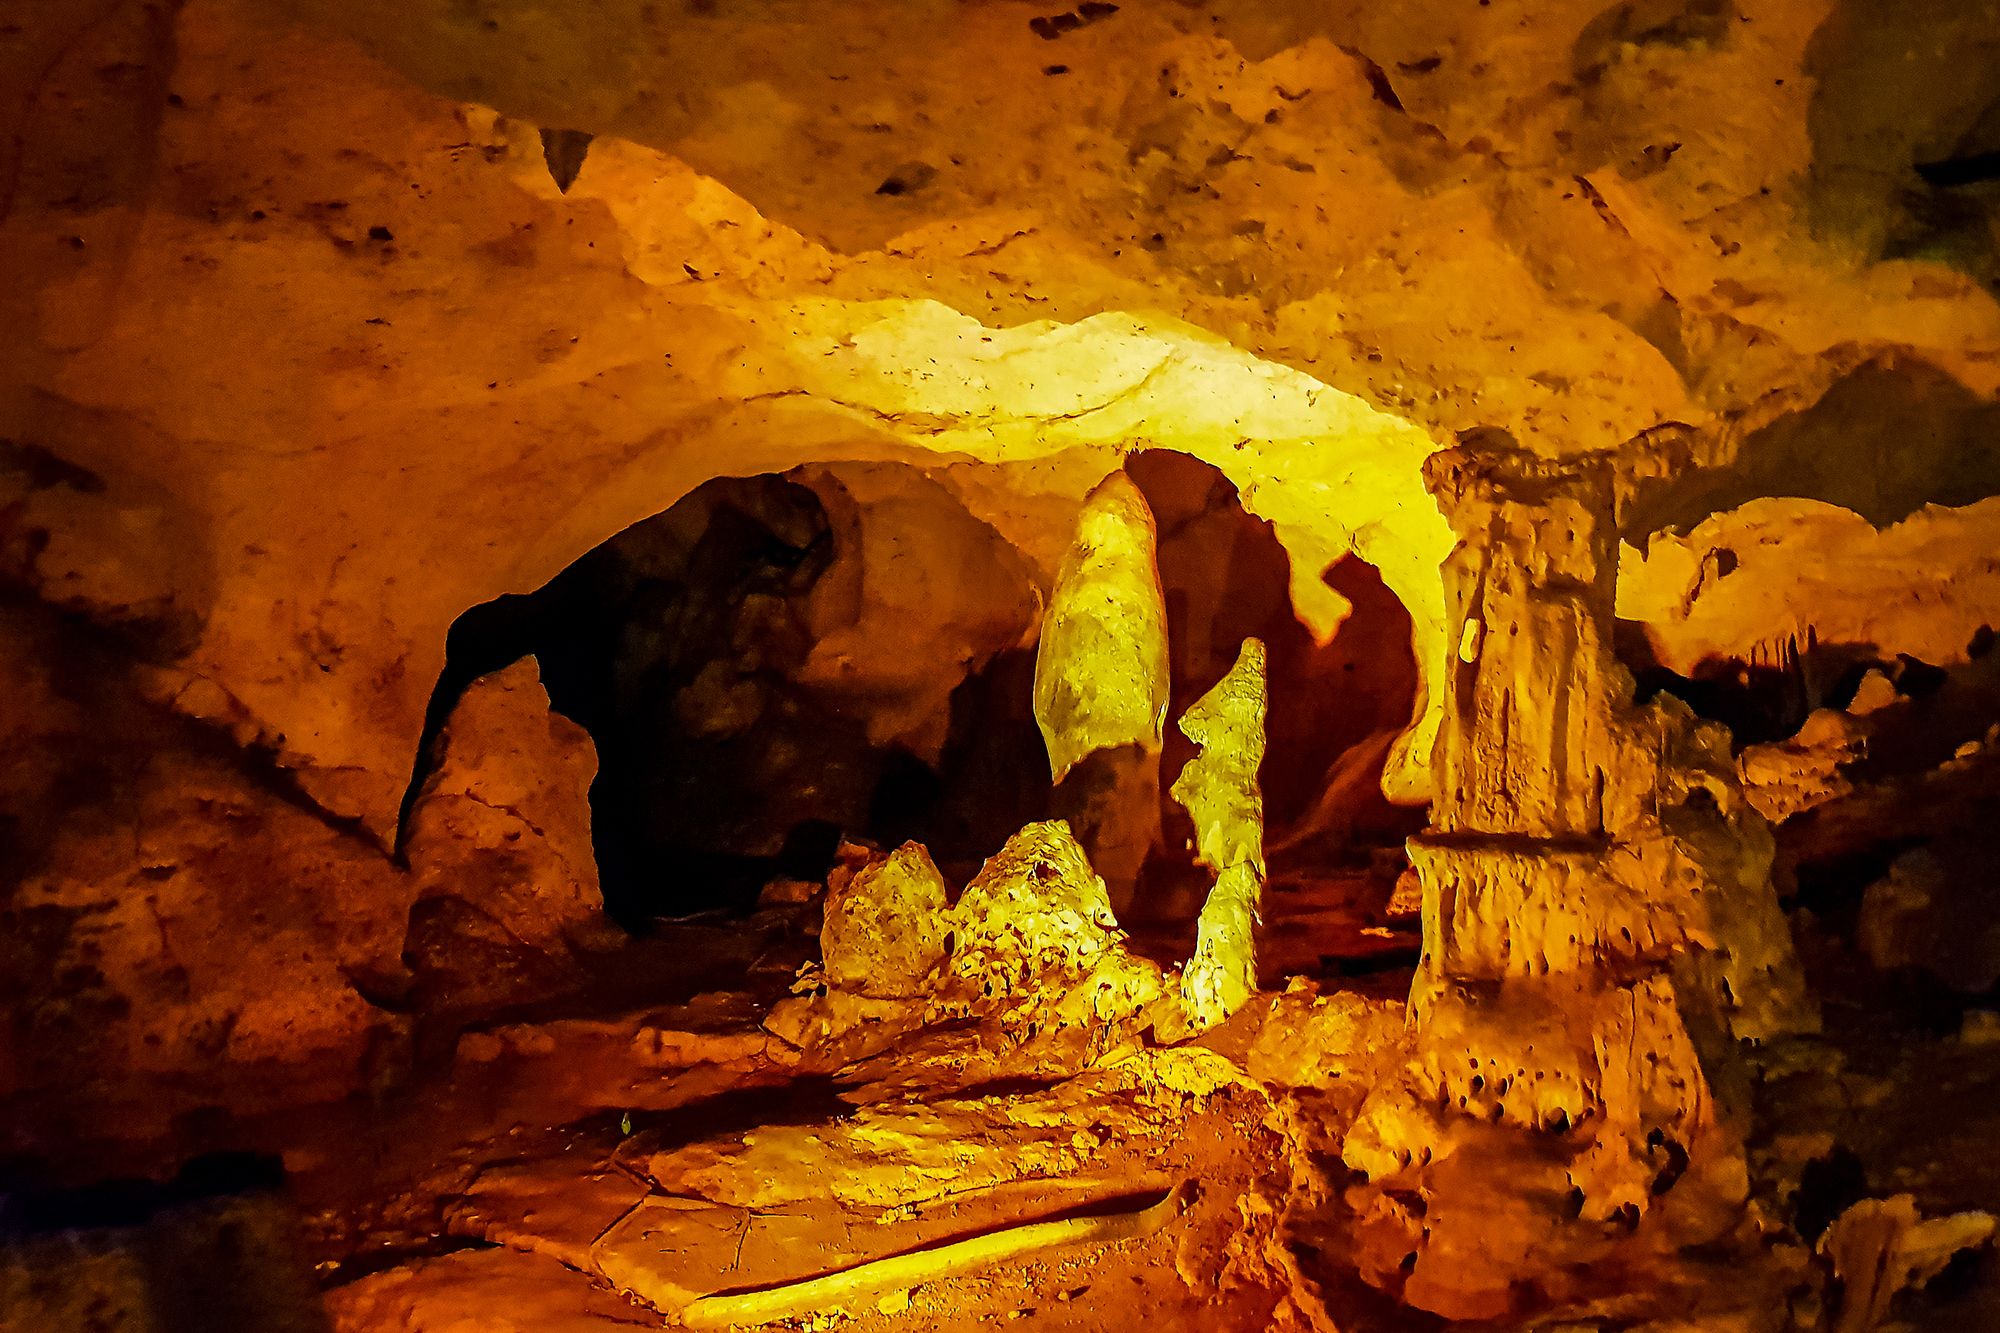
[1033,471,1171,909]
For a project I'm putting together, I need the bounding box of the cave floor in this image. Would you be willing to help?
[17,892,2000,1330]
[1754,934,2000,1331]
[289,887,1412,1331]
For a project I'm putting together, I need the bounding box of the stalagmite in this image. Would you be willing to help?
[1169,638,1268,1033]
[1033,471,1171,910]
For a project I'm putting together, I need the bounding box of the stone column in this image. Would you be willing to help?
[1340,445,1815,1320]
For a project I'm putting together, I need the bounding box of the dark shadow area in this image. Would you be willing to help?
[1624,358,2000,540]
[410,475,848,926]
[410,472,1053,927]
[1803,0,2000,284]
[1613,622,1888,747]
[874,647,1053,886]
[0,1152,331,1332]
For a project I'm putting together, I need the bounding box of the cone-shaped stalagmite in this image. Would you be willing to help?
[1171,638,1267,1032]
[1033,471,1170,911]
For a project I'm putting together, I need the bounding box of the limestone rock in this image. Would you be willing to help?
[1819,1196,1997,1333]
[819,842,950,999]
[942,820,1164,1032]
[445,1161,651,1272]
[796,464,1041,761]
[1738,709,1868,824]
[1034,472,1171,784]
[1619,496,2000,687]
[0,602,416,1131]
[1342,445,1813,1319]
[402,657,612,1008]
[326,1247,653,1333]
[1172,638,1269,878]
[6,0,1998,856]
[1858,840,2000,994]
[1171,638,1269,1033]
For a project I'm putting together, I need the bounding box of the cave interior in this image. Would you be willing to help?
[5,1,2000,1330]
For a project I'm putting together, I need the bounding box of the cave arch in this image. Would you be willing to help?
[409,465,1048,925]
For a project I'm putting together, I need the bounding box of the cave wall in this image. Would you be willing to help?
[3,0,2000,1120]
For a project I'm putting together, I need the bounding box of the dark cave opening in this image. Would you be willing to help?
[409,469,1057,928]
[409,457,1425,934]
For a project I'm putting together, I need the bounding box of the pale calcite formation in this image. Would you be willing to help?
[1033,472,1171,783]
[1341,446,1817,1318]
[792,820,1167,1056]
[1033,471,1173,907]
[817,843,951,1001]
[940,821,1165,1035]
[1170,638,1269,1032]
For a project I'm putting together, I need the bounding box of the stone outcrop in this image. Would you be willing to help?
[1620,494,2000,686]
[817,843,951,1001]
[1034,472,1172,909]
[401,657,614,1010]
[1033,473,1172,786]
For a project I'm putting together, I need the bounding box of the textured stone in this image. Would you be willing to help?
[1034,472,1171,784]
[401,657,613,1009]
[1171,638,1269,1033]
[1342,445,1814,1319]
[819,842,950,1000]
[326,1247,653,1333]
[405,657,607,953]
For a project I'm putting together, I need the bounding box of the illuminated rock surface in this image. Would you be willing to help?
[1342,445,1815,1319]
[5,0,2000,1328]
[1170,638,1269,1033]
[401,657,615,1010]
[1033,473,1172,786]
[1034,471,1172,907]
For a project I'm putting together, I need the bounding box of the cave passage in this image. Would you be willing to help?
[1130,452,1425,900]
[410,469,1055,926]
[411,456,1423,932]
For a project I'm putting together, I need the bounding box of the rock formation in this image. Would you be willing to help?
[1170,637,1269,1033]
[1034,471,1172,909]
[6,0,2000,1327]
[401,657,615,1010]
[1342,444,1817,1319]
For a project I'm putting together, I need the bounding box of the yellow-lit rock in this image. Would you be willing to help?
[1032,471,1171,906]
[818,842,951,1001]
[1170,638,1269,1033]
[402,658,612,982]
[1033,472,1171,785]
[1343,444,1814,1320]
[940,820,1165,1036]
[1620,495,2000,681]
